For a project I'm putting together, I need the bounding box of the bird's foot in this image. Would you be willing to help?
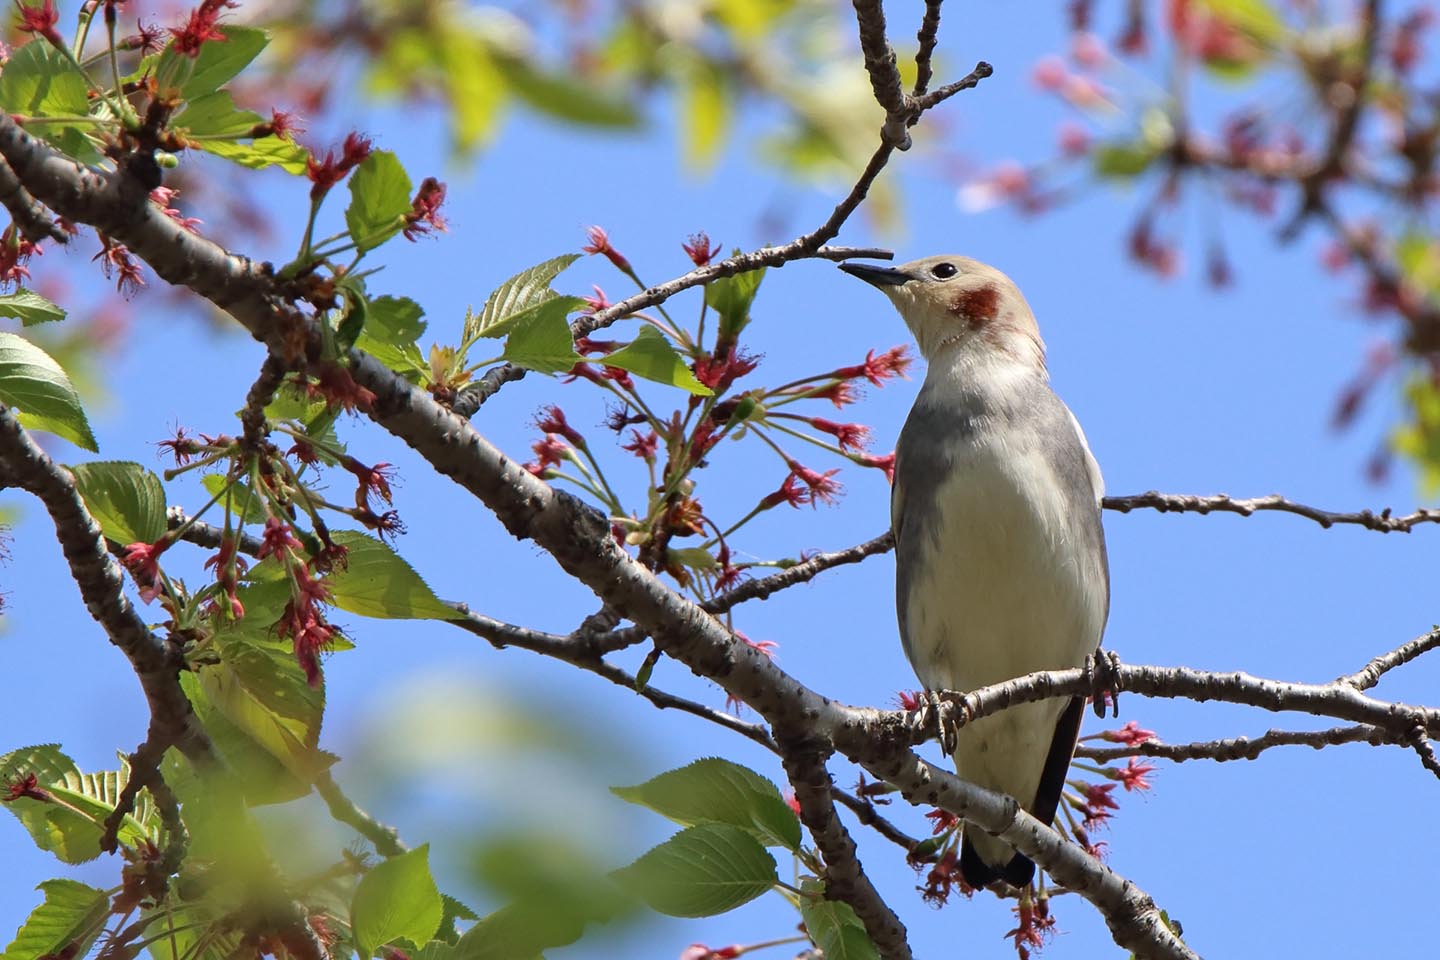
[1086,649,1122,719]
[917,689,961,756]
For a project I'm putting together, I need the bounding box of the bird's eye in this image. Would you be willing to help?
[930,262,958,279]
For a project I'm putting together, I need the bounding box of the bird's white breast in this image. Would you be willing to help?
[896,356,1108,816]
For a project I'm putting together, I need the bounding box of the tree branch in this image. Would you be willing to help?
[935,659,1440,743]
[592,531,896,652]
[1102,490,1440,532]
[851,0,913,148]
[779,741,912,960]
[0,155,67,243]
[314,771,407,857]
[0,405,216,773]
[1076,723,1395,764]
[1339,628,1440,690]
[912,0,945,97]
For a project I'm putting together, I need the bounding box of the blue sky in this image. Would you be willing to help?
[4,3,1439,959]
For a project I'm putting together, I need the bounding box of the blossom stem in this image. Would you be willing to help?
[9,114,107,126]
[694,292,710,355]
[761,381,844,409]
[764,419,850,459]
[72,3,96,59]
[543,469,609,504]
[105,17,128,127]
[633,310,687,347]
[161,447,234,481]
[703,500,771,547]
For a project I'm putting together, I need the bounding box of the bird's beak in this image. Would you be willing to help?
[839,262,911,288]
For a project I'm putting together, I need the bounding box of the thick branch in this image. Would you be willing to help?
[936,661,1440,742]
[861,752,1194,960]
[779,742,911,959]
[0,156,66,242]
[0,405,215,770]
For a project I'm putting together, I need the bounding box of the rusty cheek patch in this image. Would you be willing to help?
[949,284,1001,328]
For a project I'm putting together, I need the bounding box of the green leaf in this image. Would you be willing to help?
[196,136,310,174]
[0,42,96,162]
[157,26,269,99]
[0,289,65,325]
[602,326,712,395]
[0,747,156,863]
[1,880,109,960]
[326,530,456,620]
[177,90,262,137]
[493,54,640,129]
[179,672,312,806]
[0,331,97,451]
[667,547,717,572]
[69,461,167,545]
[351,845,444,957]
[447,900,583,960]
[470,832,633,934]
[198,634,327,781]
[0,40,89,119]
[439,33,506,154]
[466,254,580,342]
[499,296,584,375]
[1395,375,1440,495]
[798,881,879,960]
[355,296,428,375]
[611,824,777,917]
[0,745,80,787]
[1092,142,1158,178]
[435,896,480,945]
[611,758,801,851]
[346,151,414,254]
[1196,0,1286,43]
[679,60,729,172]
[705,268,764,345]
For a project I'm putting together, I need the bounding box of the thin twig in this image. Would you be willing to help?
[448,605,780,751]
[908,61,995,116]
[1103,490,1440,533]
[592,531,896,652]
[912,0,945,97]
[1076,723,1395,764]
[315,771,407,857]
[1407,724,1440,782]
[239,355,286,450]
[1340,628,1440,690]
[851,0,912,147]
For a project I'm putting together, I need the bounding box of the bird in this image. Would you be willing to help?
[839,254,1110,889]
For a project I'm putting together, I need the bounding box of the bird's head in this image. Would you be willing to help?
[839,255,1044,370]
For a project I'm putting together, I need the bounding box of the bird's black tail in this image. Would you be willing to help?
[957,695,1086,889]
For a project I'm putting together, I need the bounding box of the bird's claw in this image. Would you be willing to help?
[917,690,960,756]
[1087,649,1122,719]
